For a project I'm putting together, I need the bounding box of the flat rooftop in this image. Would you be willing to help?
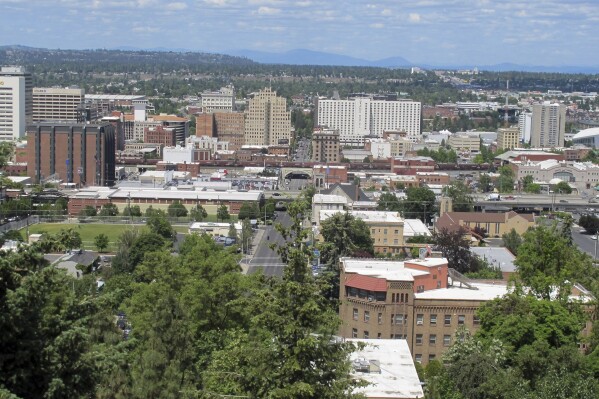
[348,339,424,399]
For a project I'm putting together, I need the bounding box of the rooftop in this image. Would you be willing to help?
[320,210,403,224]
[348,339,424,399]
[470,246,516,273]
[414,282,509,301]
[342,258,442,282]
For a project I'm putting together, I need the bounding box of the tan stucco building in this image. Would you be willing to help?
[435,210,535,238]
[497,127,520,150]
[244,88,291,146]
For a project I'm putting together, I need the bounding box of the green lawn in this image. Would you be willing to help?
[23,222,191,252]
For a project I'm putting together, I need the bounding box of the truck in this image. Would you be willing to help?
[486,193,501,201]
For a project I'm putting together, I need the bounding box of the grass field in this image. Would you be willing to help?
[23,223,190,252]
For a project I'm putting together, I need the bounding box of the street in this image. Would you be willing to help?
[247,211,293,277]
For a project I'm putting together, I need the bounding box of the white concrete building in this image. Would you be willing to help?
[518,112,532,143]
[200,85,235,113]
[32,87,84,122]
[317,97,421,145]
[514,159,599,190]
[163,145,194,164]
[0,66,32,140]
[311,194,348,224]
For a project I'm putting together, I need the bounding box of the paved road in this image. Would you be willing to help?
[572,227,599,259]
[247,211,293,277]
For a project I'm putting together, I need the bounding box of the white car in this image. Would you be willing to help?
[592,235,598,240]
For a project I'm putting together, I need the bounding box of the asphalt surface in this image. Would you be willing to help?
[247,211,293,277]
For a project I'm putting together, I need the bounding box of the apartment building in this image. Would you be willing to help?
[244,88,291,146]
[26,122,116,186]
[496,127,520,150]
[32,87,84,122]
[145,125,177,147]
[531,102,566,148]
[518,112,532,143]
[338,257,508,364]
[312,127,340,163]
[0,66,32,140]
[317,96,421,145]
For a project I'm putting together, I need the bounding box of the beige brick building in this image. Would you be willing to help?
[448,134,480,153]
[435,210,535,238]
[244,88,291,146]
[497,127,520,150]
[32,87,84,122]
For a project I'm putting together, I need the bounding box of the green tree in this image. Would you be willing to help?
[56,227,83,251]
[217,204,230,222]
[146,210,176,241]
[403,186,437,223]
[111,228,139,274]
[525,183,542,194]
[238,202,260,220]
[434,227,479,274]
[94,233,110,253]
[99,203,120,217]
[515,224,598,299]
[579,214,599,235]
[190,204,208,221]
[502,228,523,255]
[167,200,188,217]
[377,192,402,212]
[497,166,515,193]
[78,205,97,217]
[443,181,474,212]
[479,174,493,193]
[128,231,166,269]
[227,223,238,241]
[123,204,142,217]
[554,181,572,194]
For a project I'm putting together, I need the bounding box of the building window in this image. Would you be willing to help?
[437,280,442,288]
[429,334,437,345]
[416,314,424,325]
[415,354,422,363]
[391,314,407,325]
[473,315,481,325]
[352,328,357,338]
[444,314,452,326]
[430,314,437,325]
[415,334,423,345]
[364,311,370,323]
[429,354,436,361]
[364,331,369,339]
[378,313,383,324]
[444,335,451,346]
[416,285,424,293]
[377,332,382,338]
[458,315,465,325]
[353,308,358,320]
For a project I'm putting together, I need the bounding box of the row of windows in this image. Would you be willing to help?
[415,313,478,326]
[351,329,409,340]
[415,334,452,346]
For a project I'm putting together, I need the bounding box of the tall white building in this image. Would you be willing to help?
[317,96,421,145]
[32,87,84,122]
[531,102,566,148]
[0,66,32,141]
[518,112,532,144]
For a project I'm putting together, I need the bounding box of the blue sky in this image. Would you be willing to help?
[1,0,598,66]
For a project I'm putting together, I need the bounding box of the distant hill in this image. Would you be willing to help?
[228,49,412,68]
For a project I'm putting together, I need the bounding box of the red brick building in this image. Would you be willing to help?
[145,125,177,147]
[26,123,116,186]
[391,156,436,175]
[313,165,348,187]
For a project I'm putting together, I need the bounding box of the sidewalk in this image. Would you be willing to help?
[239,227,266,274]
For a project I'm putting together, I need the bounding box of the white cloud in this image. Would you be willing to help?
[370,23,384,29]
[409,13,421,22]
[166,2,187,10]
[381,8,392,16]
[203,0,229,6]
[257,6,280,15]
[132,26,161,33]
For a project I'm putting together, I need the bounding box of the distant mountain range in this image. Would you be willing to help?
[2,44,598,73]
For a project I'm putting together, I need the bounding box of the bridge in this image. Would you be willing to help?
[473,194,599,213]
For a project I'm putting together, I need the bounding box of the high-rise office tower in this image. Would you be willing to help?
[0,66,32,141]
[244,88,291,146]
[317,96,421,146]
[32,87,85,122]
[531,102,566,148]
